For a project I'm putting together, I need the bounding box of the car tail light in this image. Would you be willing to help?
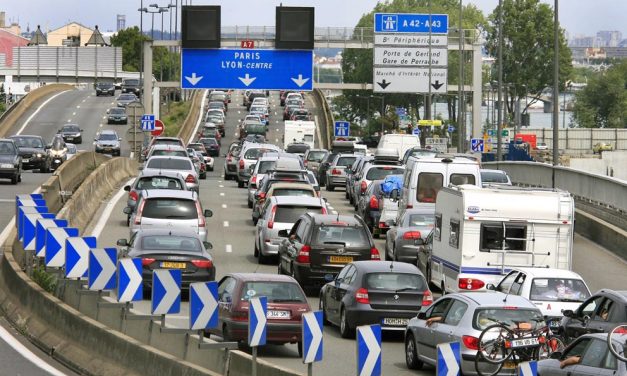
[129,190,139,202]
[458,278,485,290]
[239,159,245,169]
[232,311,247,321]
[462,335,479,350]
[370,247,381,260]
[296,245,311,264]
[267,205,277,229]
[406,204,413,209]
[191,259,213,268]
[134,200,145,225]
[251,175,257,185]
[615,327,627,334]
[331,168,341,175]
[360,181,368,194]
[369,195,379,209]
[422,290,433,306]
[321,206,328,214]
[196,201,206,228]
[303,160,308,166]
[355,288,369,304]
[378,221,388,229]
[200,163,206,171]
[258,192,266,199]
[227,155,232,162]
[403,231,422,240]
[185,174,196,184]
[141,257,155,266]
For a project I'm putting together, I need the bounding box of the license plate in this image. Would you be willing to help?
[54,159,61,163]
[22,159,30,163]
[161,262,186,269]
[267,310,290,319]
[509,337,539,348]
[0,163,12,168]
[382,318,409,326]
[329,256,353,263]
[66,137,73,140]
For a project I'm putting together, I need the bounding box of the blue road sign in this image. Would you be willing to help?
[302,311,323,364]
[18,205,48,241]
[448,125,456,133]
[395,107,407,116]
[152,269,181,315]
[45,227,79,268]
[190,281,219,330]
[437,342,461,376]
[518,361,538,376]
[88,248,117,290]
[35,218,67,258]
[65,236,97,278]
[23,213,54,251]
[412,127,421,135]
[471,138,484,152]
[15,196,46,221]
[117,258,143,303]
[357,324,382,376]
[141,114,155,131]
[334,121,350,137]
[248,296,267,347]
[181,49,313,91]
[374,13,449,34]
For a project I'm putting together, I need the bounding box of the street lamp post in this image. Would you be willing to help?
[552,0,560,171]
[160,7,169,40]
[496,0,504,161]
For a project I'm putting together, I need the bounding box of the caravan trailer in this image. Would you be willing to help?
[427,185,574,294]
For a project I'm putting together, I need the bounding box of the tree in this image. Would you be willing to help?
[572,61,627,128]
[485,0,572,118]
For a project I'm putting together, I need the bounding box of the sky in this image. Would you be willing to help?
[2,0,626,38]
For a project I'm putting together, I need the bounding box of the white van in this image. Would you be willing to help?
[377,134,420,160]
[426,185,574,294]
[284,120,316,148]
[399,156,481,214]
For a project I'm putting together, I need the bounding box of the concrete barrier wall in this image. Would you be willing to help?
[312,88,333,149]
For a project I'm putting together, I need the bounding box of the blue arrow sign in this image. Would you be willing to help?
[18,205,48,242]
[518,361,538,376]
[357,324,382,376]
[23,213,54,251]
[471,138,484,153]
[437,342,461,376]
[248,296,267,347]
[89,248,117,290]
[413,127,421,135]
[374,13,449,33]
[141,114,155,131]
[448,125,456,133]
[334,121,350,137]
[395,107,407,116]
[181,49,313,91]
[117,258,143,303]
[65,236,97,278]
[152,269,181,315]
[190,281,218,330]
[16,196,46,221]
[302,311,323,364]
[35,218,67,258]
[45,227,79,267]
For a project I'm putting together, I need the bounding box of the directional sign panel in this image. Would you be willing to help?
[248,296,267,347]
[141,114,155,131]
[357,324,382,376]
[18,205,48,242]
[374,47,448,67]
[518,361,538,376]
[436,342,461,376]
[190,281,218,330]
[35,219,67,258]
[16,197,46,221]
[334,121,350,137]
[302,311,323,364]
[374,67,447,94]
[181,49,313,90]
[45,227,79,268]
[374,33,448,47]
[374,13,449,34]
[412,128,421,136]
[152,269,181,315]
[117,258,143,303]
[23,213,54,251]
[471,138,484,153]
[65,236,97,278]
[89,248,117,290]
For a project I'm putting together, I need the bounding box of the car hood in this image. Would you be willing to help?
[96,141,120,147]
[109,113,126,117]
[17,147,45,154]
[0,155,18,163]
[61,131,80,135]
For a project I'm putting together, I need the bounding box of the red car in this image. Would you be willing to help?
[208,273,311,356]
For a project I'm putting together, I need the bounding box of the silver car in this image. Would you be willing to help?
[248,155,303,208]
[404,292,545,375]
[254,196,327,264]
[142,156,199,192]
[145,144,189,160]
[325,153,358,191]
[385,208,435,263]
[236,143,280,188]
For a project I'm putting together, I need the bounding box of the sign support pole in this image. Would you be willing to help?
[308,363,313,376]
[252,346,258,376]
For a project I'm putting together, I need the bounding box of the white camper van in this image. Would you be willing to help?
[377,134,420,159]
[284,120,316,148]
[425,185,574,294]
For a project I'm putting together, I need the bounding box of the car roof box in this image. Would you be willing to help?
[374,148,400,161]
[331,140,355,153]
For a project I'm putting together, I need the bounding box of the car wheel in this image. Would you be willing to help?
[254,240,259,257]
[318,295,330,325]
[296,341,303,358]
[222,324,233,342]
[339,307,353,338]
[277,260,284,275]
[405,334,423,370]
[326,184,334,191]
[126,215,130,227]
[17,174,22,183]
[345,190,349,199]
[258,249,266,264]
[247,199,253,209]
[426,263,432,286]
[238,181,244,188]
[11,175,18,184]
[200,173,207,180]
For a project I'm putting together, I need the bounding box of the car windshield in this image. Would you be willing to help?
[62,125,80,132]
[151,150,187,157]
[140,235,201,252]
[244,148,276,160]
[142,198,197,219]
[124,79,139,86]
[482,171,510,184]
[314,224,369,246]
[306,151,327,162]
[109,108,125,114]
[10,136,44,148]
[271,188,314,197]
[365,273,427,291]
[408,213,435,227]
[51,137,65,150]
[240,281,306,303]
[529,278,590,302]
[274,205,323,223]
[474,308,545,330]
[146,158,192,170]
[119,94,135,101]
[136,176,184,190]
[336,156,357,167]
[98,133,118,141]
[0,141,16,154]
[366,167,404,180]
[97,83,112,87]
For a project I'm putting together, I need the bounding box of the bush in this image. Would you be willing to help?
[161,100,191,137]
[32,266,57,294]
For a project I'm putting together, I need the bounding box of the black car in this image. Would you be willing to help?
[0,139,22,184]
[278,213,380,288]
[121,78,141,97]
[198,137,220,157]
[57,123,83,144]
[8,135,50,172]
[116,229,215,294]
[319,261,432,338]
[95,82,115,96]
[561,289,627,343]
[107,107,128,124]
[357,179,385,235]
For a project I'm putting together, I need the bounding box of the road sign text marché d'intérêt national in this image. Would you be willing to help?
[221,52,274,69]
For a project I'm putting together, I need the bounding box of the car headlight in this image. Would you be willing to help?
[36,153,42,158]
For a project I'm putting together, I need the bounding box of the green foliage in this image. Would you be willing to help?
[32,266,57,294]
[162,100,192,137]
[572,61,627,128]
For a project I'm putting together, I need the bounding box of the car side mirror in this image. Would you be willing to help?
[137,166,143,171]
[123,185,131,192]
[203,241,213,250]
[106,110,110,114]
[47,144,52,149]
[94,138,98,142]
[204,209,213,218]
[122,207,132,215]
[118,138,122,141]
[334,277,343,287]
[549,351,562,360]
[324,274,335,282]
[417,311,427,320]
[486,283,496,291]
[278,229,289,237]
[57,130,61,133]
[116,239,128,246]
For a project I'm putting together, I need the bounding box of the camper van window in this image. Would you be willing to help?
[434,214,442,241]
[449,220,460,248]
[480,223,527,252]
[450,174,476,186]
[417,173,443,203]
[403,169,412,188]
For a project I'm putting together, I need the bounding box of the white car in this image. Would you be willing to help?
[536,142,548,150]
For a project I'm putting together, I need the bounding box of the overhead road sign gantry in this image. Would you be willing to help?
[375,13,449,34]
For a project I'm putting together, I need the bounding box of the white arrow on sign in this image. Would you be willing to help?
[185,73,203,86]
[440,343,460,376]
[303,312,322,363]
[153,270,180,314]
[90,249,116,290]
[238,73,257,87]
[360,327,381,376]
[291,74,310,88]
[250,297,267,346]
[190,283,217,330]
[118,258,142,302]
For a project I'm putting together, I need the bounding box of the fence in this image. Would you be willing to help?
[521,128,627,152]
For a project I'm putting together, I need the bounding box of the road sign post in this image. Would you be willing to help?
[248,296,267,376]
[334,121,350,138]
[518,361,538,376]
[357,324,382,376]
[436,342,461,376]
[302,311,323,375]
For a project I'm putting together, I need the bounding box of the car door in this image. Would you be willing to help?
[416,230,432,277]
[417,298,452,362]
[442,299,469,344]
[335,265,357,320]
[326,265,353,322]
[280,219,303,273]
[585,297,618,335]
[216,277,237,332]
[540,337,592,376]
[256,200,272,249]
[564,296,605,340]
[570,338,619,376]
[285,219,308,275]
[495,271,520,293]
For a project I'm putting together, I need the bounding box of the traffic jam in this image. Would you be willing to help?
[120,89,627,376]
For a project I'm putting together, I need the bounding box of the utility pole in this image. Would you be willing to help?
[426,1,433,120]
[496,0,504,161]
[458,0,464,152]
[552,0,560,173]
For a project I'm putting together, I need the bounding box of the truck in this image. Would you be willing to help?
[514,133,537,150]
[425,185,574,294]
[283,120,316,148]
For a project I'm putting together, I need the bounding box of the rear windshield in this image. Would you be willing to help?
[258,161,276,174]
[365,273,426,291]
[450,174,476,186]
[146,158,192,170]
[151,150,187,157]
[274,205,322,223]
[314,225,369,247]
[271,188,314,197]
[118,94,136,100]
[244,148,276,160]
[98,133,118,141]
[140,235,201,252]
[136,176,184,190]
[481,171,510,184]
[416,172,443,203]
[240,282,306,303]
[306,151,326,162]
[142,198,197,219]
[155,140,182,146]
[529,278,590,302]
[408,213,435,227]
[336,156,357,167]
[366,167,404,181]
[286,144,309,153]
[245,124,266,134]
[473,308,545,330]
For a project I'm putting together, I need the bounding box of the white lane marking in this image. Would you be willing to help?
[91,178,134,238]
[110,102,115,105]
[102,116,107,119]
[275,139,279,143]
[219,192,225,196]
[129,152,134,159]
[274,111,277,116]
[16,91,69,135]
[225,244,232,253]
[237,110,241,114]
[327,206,335,210]
[276,128,279,132]
[223,221,229,227]
[72,112,76,116]
[188,90,209,144]
[332,211,338,215]
[275,120,279,124]
[82,99,86,103]
[99,124,103,127]
[76,105,80,109]
[219,184,224,188]
[0,325,67,376]
[221,204,227,209]
[67,119,71,122]
[0,199,15,203]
